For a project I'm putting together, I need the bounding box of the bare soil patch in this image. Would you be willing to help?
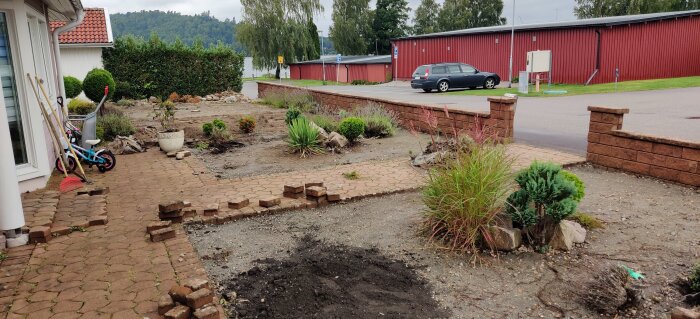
[187,165,699,318]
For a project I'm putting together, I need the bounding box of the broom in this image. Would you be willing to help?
[26,74,84,192]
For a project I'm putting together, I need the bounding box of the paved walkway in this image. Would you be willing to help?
[0,144,583,319]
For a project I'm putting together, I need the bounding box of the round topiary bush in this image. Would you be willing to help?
[83,68,115,102]
[338,117,365,142]
[63,76,82,99]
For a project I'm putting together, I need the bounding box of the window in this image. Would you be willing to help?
[432,66,446,74]
[447,65,461,74]
[461,64,476,74]
[0,12,27,165]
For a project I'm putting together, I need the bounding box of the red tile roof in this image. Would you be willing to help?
[50,8,112,45]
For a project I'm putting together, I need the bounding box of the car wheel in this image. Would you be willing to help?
[422,89,432,93]
[484,77,496,89]
[437,81,449,93]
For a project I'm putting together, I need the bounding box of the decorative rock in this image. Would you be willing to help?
[168,285,193,304]
[549,221,575,251]
[284,184,304,194]
[175,152,185,160]
[164,305,191,319]
[150,227,176,242]
[306,186,327,198]
[259,196,281,208]
[561,220,587,244]
[186,288,214,309]
[203,204,219,216]
[670,307,700,319]
[167,151,177,158]
[148,96,159,103]
[309,121,329,141]
[228,198,250,209]
[492,213,513,229]
[412,151,449,167]
[183,278,209,291]
[326,132,348,148]
[223,96,238,103]
[147,221,172,233]
[489,226,521,251]
[159,201,185,213]
[157,294,175,315]
[194,305,219,319]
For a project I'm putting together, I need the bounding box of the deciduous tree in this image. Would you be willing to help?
[574,0,700,18]
[438,0,505,32]
[413,0,441,35]
[372,0,410,54]
[329,0,374,55]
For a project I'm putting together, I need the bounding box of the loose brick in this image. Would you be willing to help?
[159,201,185,213]
[182,208,197,218]
[88,187,110,196]
[283,192,305,199]
[29,226,50,243]
[284,184,304,194]
[168,285,193,304]
[183,278,209,291]
[228,198,250,209]
[186,288,214,309]
[157,294,175,315]
[259,196,281,208]
[305,182,324,188]
[150,227,176,242]
[305,186,327,198]
[183,201,192,208]
[164,305,191,319]
[194,305,219,319]
[327,192,341,202]
[88,216,108,226]
[203,204,219,216]
[159,210,184,220]
[147,221,172,233]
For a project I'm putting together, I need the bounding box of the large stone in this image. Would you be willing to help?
[670,307,700,319]
[489,226,521,251]
[309,121,329,142]
[492,213,513,229]
[326,132,348,148]
[411,151,449,167]
[549,221,581,251]
[561,220,587,243]
[223,96,238,103]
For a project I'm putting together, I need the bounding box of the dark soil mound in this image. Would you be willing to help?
[225,236,449,319]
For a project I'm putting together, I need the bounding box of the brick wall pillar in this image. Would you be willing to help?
[586,106,629,162]
[487,97,517,141]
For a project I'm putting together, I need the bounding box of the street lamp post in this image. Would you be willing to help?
[508,0,516,88]
[318,30,325,82]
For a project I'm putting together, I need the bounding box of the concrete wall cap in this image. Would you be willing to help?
[587,106,630,114]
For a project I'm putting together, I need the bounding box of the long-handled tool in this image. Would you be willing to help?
[26,74,83,192]
[35,75,90,183]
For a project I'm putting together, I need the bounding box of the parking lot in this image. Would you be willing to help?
[244,81,700,155]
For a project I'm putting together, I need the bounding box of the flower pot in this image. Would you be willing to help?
[157,130,184,153]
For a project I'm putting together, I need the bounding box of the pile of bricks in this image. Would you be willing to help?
[304,182,341,207]
[158,200,192,224]
[159,278,220,319]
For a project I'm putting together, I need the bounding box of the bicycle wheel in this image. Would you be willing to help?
[97,151,116,172]
[55,156,77,174]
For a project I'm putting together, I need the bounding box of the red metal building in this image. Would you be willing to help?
[391,10,700,84]
[290,55,392,83]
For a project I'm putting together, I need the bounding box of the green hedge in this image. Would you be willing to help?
[103,35,244,100]
[63,76,82,99]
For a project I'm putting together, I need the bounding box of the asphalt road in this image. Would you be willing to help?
[243,82,700,155]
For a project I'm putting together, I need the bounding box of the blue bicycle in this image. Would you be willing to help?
[56,133,116,174]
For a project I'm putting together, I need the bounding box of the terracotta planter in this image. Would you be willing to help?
[157,130,184,153]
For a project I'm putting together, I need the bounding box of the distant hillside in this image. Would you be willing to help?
[110,10,243,51]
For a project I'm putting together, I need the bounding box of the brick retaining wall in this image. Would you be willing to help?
[257,82,516,141]
[587,106,700,187]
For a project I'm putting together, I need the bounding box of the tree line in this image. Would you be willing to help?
[574,0,700,18]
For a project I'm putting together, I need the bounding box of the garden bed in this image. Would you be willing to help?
[187,165,700,318]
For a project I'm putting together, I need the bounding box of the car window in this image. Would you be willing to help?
[432,66,446,74]
[460,64,476,73]
[447,65,461,74]
[413,66,427,75]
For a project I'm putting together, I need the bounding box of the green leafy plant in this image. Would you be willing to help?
[64,76,82,99]
[67,98,96,115]
[338,117,365,142]
[310,114,338,133]
[83,68,116,102]
[203,118,227,136]
[239,116,256,133]
[116,99,136,107]
[69,226,87,232]
[505,161,579,246]
[343,171,359,180]
[423,144,514,253]
[210,126,230,143]
[285,107,303,125]
[0,251,6,262]
[560,170,585,203]
[569,212,604,229]
[287,117,323,158]
[96,113,135,141]
[196,141,209,150]
[690,263,700,293]
[352,103,399,138]
[153,100,177,132]
[351,80,379,85]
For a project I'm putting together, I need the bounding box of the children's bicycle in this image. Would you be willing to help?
[56,131,116,174]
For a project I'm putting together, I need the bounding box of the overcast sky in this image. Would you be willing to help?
[84,0,578,34]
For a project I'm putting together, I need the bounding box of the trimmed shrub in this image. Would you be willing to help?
[310,114,338,133]
[351,80,379,85]
[64,76,82,99]
[338,117,365,142]
[67,98,96,115]
[239,116,256,133]
[690,263,700,293]
[96,113,135,141]
[103,35,244,99]
[288,117,322,158]
[83,68,116,102]
[285,107,302,125]
[423,144,514,252]
[203,118,226,136]
[560,170,585,203]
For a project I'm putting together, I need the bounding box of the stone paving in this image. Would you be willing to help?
[0,143,584,319]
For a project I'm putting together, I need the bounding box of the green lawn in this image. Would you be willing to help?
[252,78,348,87]
[446,76,700,97]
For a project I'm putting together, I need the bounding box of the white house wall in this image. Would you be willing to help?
[60,46,103,81]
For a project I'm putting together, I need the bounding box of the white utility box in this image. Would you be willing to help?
[526,50,552,73]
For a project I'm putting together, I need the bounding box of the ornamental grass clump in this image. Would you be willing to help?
[288,117,323,158]
[352,103,399,138]
[422,144,515,253]
[239,116,256,133]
